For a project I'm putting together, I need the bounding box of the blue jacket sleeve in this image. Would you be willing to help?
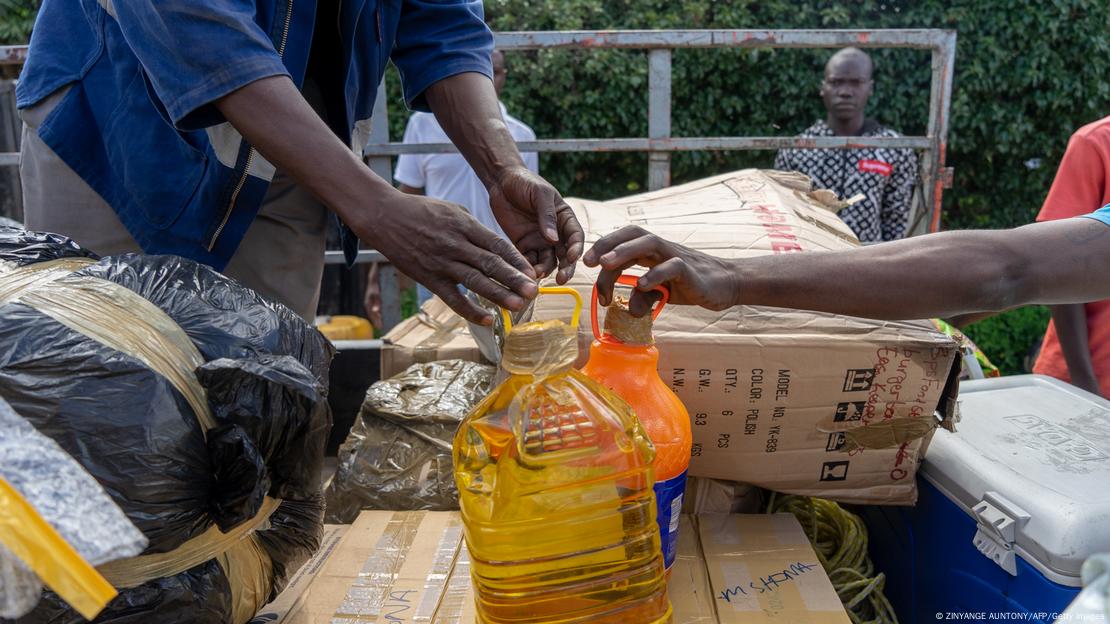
[392,0,494,111]
[109,0,291,130]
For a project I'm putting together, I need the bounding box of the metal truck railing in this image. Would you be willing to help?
[2,28,956,331]
[358,29,955,328]
[363,29,956,232]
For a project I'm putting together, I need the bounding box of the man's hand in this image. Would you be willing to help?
[489,165,583,284]
[584,226,739,316]
[423,73,583,284]
[355,192,538,325]
[588,218,1110,323]
[215,76,539,325]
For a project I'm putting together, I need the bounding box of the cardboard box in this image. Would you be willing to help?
[687,514,852,623]
[287,511,473,624]
[534,169,961,505]
[672,514,852,624]
[380,298,487,380]
[288,510,849,624]
[248,524,350,624]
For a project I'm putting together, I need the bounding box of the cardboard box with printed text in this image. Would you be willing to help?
[533,169,962,505]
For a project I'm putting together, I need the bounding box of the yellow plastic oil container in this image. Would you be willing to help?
[315,315,374,341]
[453,287,672,624]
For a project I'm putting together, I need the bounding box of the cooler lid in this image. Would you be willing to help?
[922,374,1110,585]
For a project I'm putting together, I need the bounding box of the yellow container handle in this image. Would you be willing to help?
[500,286,583,333]
[0,476,118,620]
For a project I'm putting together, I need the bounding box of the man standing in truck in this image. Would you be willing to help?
[775,47,918,243]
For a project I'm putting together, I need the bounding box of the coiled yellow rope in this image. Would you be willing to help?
[767,493,899,624]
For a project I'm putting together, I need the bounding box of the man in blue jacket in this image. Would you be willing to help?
[16,0,582,322]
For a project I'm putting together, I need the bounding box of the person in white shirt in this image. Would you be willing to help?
[396,51,538,239]
[365,50,540,323]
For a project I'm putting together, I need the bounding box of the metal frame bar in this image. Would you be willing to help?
[364,28,956,230]
[363,135,933,155]
[647,49,672,190]
[494,29,953,49]
[325,250,386,264]
[3,29,957,226]
[924,37,957,233]
[1,46,24,171]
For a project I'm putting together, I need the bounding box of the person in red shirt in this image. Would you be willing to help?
[1032,117,1110,397]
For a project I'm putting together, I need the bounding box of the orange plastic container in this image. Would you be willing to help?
[582,276,693,571]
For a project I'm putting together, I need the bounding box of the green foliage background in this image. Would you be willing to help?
[0,0,38,45]
[7,0,1109,372]
[471,0,1106,374]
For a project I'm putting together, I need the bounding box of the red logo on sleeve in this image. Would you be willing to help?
[858,159,893,176]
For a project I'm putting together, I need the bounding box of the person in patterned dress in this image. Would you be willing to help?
[774,48,919,243]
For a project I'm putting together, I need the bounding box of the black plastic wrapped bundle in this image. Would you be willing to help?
[0,227,333,623]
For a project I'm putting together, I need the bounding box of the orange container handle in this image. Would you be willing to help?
[591,274,669,341]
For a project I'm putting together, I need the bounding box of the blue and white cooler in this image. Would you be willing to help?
[861,375,1110,622]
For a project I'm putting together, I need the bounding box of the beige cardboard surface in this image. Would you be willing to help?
[381,298,485,379]
[682,477,763,515]
[670,515,717,623]
[291,511,849,624]
[287,511,467,624]
[531,169,961,504]
[433,540,475,624]
[693,514,851,624]
[249,524,349,624]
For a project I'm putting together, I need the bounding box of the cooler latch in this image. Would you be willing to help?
[971,492,1030,576]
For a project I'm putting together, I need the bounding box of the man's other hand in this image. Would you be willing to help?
[357,193,538,325]
[584,226,738,317]
[489,165,584,284]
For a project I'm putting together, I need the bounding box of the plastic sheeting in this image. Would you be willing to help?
[325,360,495,522]
[0,397,146,619]
[0,227,333,623]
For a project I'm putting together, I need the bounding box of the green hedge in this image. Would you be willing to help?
[966,306,1051,375]
[0,0,38,45]
[473,0,1110,233]
[468,0,1106,373]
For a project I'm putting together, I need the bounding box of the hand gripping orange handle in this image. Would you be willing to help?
[591,274,669,341]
